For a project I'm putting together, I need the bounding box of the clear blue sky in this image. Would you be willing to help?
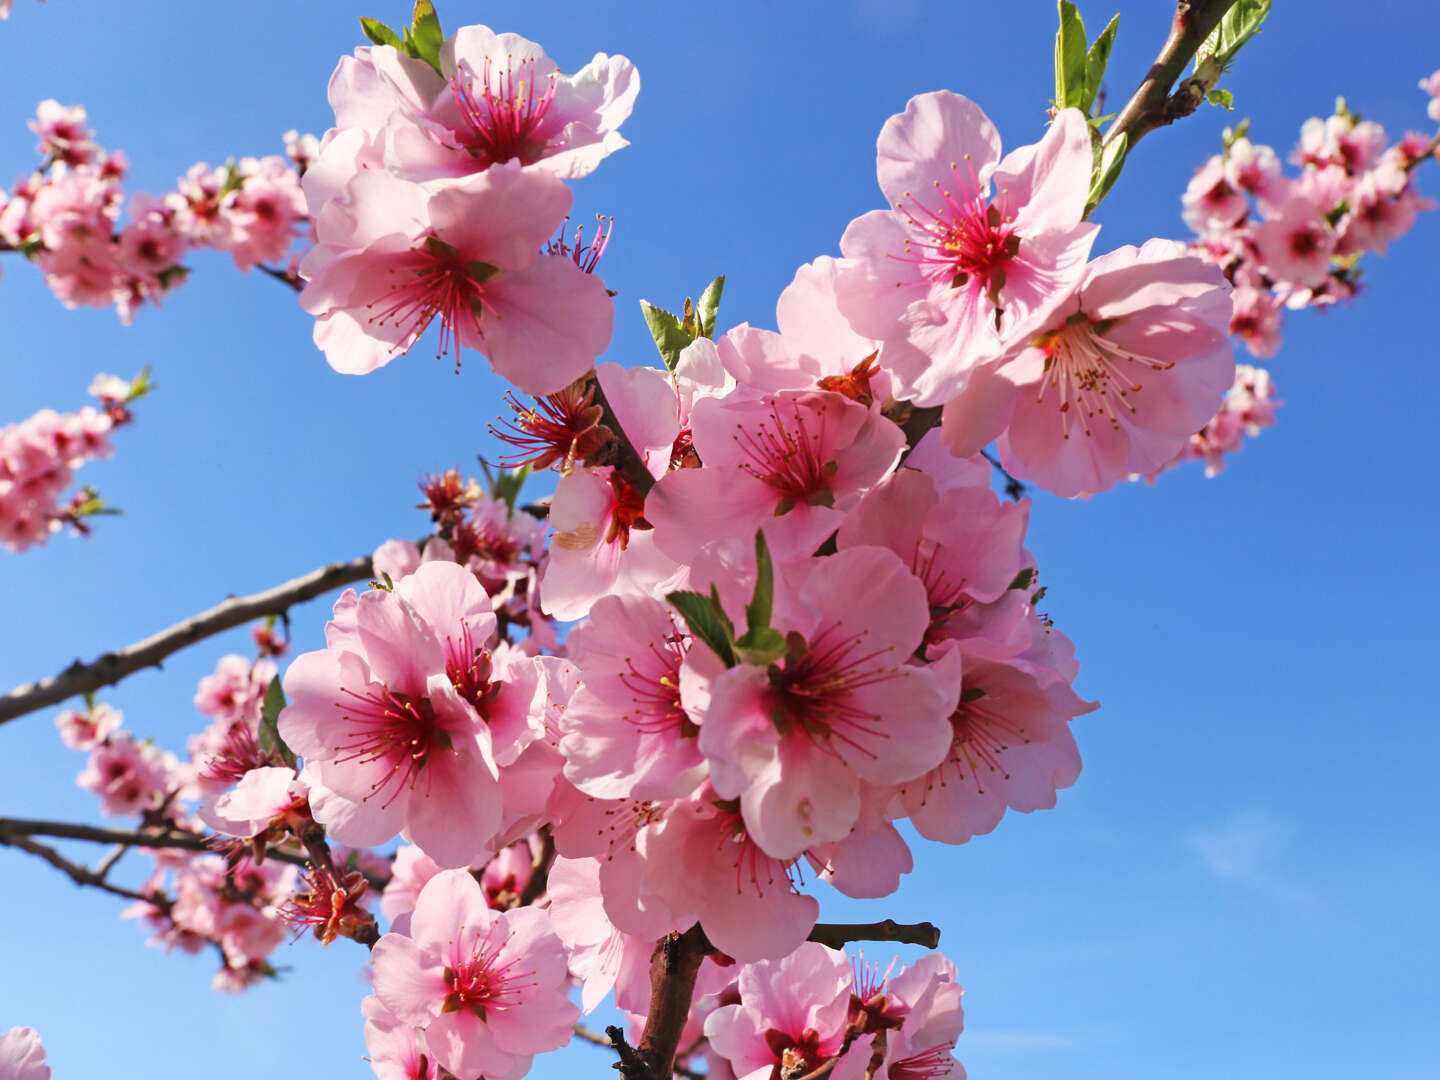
[2,2,1437,1078]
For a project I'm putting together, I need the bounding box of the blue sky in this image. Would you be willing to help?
[1,1,1438,1078]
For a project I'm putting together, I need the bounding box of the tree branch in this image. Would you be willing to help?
[575,1024,703,1080]
[807,919,942,950]
[257,263,304,292]
[0,549,388,725]
[0,816,311,871]
[1103,0,1240,152]
[588,373,657,496]
[0,832,170,909]
[613,924,711,1080]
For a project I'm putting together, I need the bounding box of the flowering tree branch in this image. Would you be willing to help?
[612,924,711,1080]
[1103,0,1240,152]
[0,549,398,725]
[574,1024,703,1080]
[808,919,943,950]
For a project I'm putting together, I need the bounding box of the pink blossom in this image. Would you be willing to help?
[645,388,903,565]
[1224,138,1287,208]
[30,100,94,164]
[960,239,1235,497]
[1181,155,1248,232]
[539,466,682,622]
[324,25,637,182]
[279,562,506,866]
[1252,196,1337,288]
[197,766,307,840]
[54,700,121,750]
[76,732,175,816]
[362,996,443,1080]
[299,164,612,394]
[559,593,707,800]
[546,854,660,1012]
[0,1027,50,1080]
[1228,284,1284,358]
[194,654,276,725]
[837,94,1098,406]
[687,544,952,860]
[371,869,579,1080]
[1423,69,1440,123]
[898,649,1093,845]
[704,942,853,1080]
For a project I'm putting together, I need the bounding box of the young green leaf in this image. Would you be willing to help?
[1053,0,1088,110]
[1195,0,1271,71]
[744,530,774,636]
[359,16,405,50]
[1207,88,1235,112]
[1007,567,1036,591]
[1084,130,1127,218]
[697,274,725,339]
[494,464,531,511]
[1081,14,1119,115]
[407,0,445,75]
[640,299,694,371]
[667,590,736,667]
[257,676,297,769]
[734,626,788,667]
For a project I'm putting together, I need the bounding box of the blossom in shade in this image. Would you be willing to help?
[371,869,579,1080]
[0,1027,50,1080]
[1423,69,1440,122]
[559,593,707,800]
[278,562,506,866]
[298,163,612,395]
[837,93,1097,406]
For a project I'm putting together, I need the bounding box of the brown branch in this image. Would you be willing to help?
[0,549,386,725]
[0,816,311,871]
[517,827,554,908]
[807,919,942,950]
[612,924,711,1080]
[257,263,304,292]
[588,373,657,496]
[1103,0,1240,152]
[576,1024,703,1080]
[0,832,170,909]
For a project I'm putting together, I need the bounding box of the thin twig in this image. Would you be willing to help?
[0,833,169,909]
[1103,0,1240,152]
[0,816,311,870]
[981,448,1027,501]
[92,843,129,881]
[517,827,555,908]
[0,549,395,725]
[257,263,303,292]
[588,374,657,496]
[574,1025,703,1080]
[807,919,942,950]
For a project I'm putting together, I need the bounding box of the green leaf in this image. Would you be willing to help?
[1207,88,1235,112]
[359,16,405,50]
[734,626,787,667]
[697,275,725,339]
[257,676,297,769]
[1081,14,1119,115]
[1195,0,1271,71]
[744,530,774,636]
[407,0,445,75]
[667,591,736,667]
[709,585,736,641]
[494,465,531,511]
[1053,0,1087,111]
[1084,130,1127,218]
[1007,567,1036,591]
[640,300,694,371]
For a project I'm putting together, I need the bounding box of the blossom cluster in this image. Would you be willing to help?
[1148,363,1280,479]
[1184,86,1438,360]
[296,21,634,393]
[0,100,312,320]
[0,371,143,552]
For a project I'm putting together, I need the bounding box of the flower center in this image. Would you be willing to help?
[450,57,559,169]
[895,163,1021,308]
[365,236,498,372]
[442,926,535,1019]
[1033,313,1173,438]
[735,398,839,513]
[333,686,450,807]
[765,624,894,757]
[443,619,501,718]
[617,625,697,737]
[940,684,1028,794]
